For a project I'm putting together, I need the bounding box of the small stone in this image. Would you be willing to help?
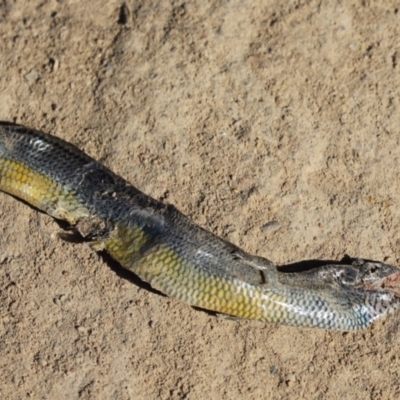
[24,69,39,85]
[54,294,67,306]
[349,42,358,51]
[52,58,59,72]
[261,220,281,233]
[286,373,296,387]
[77,325,87,333]
[105,64,114,76]
[270,365,278,375]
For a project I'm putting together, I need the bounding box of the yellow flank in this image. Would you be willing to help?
[104,222,290,322]
[0,157,89,224]
[0,154,292,324]
[104,223,156,267]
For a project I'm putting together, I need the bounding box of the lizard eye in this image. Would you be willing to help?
[338,267,359,285]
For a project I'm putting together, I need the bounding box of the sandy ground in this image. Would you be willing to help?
[1,1,400,399]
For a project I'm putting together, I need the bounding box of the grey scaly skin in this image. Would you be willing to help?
[0,121,399,330]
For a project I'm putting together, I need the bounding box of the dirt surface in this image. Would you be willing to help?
[1,1,400,399]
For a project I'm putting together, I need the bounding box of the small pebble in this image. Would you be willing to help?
[52,58,59,72]
[349,42,358,51]
[53,294,67,306]
[24,69,39,84]
[286,373,296,387]
[270,365,278,375]
[261,220,281,233]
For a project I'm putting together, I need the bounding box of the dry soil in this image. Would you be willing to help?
[1,1,400,399]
